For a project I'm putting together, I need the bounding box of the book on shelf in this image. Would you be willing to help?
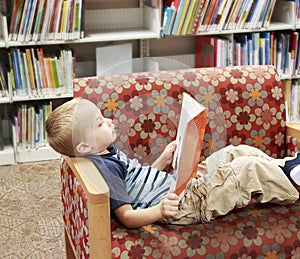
[290,80,300,122]
[0,64,8,98]
[32,0,46,41]
[162,3,176,35]
[191,0,210,34]
[199,0,219,32]
[180,0,199,35]
[171,0,190,35]
[208,0,227,31]
[171,92,207,199]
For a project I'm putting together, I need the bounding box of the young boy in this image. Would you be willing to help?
[46,98,299,228]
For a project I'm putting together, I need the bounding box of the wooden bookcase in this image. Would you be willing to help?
[0,0,299,165]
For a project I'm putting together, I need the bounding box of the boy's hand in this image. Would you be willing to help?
[160,193,179,218]
[152,141,177,170]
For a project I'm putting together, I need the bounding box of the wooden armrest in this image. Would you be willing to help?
[63,156,109,204]
[63,155,111,259]
[286,122,300,139]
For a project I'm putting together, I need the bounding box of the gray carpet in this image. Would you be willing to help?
[0,159,65,258]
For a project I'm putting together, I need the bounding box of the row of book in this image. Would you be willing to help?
[8,0,84,42]
[195,31,300,77]
[283,79,300,122]
[8,47,75,97]
[162,0,279,35]
[13,102,52,150]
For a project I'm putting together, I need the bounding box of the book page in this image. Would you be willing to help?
[171,92,208,198]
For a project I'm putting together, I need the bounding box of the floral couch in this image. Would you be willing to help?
[61,65,300,258]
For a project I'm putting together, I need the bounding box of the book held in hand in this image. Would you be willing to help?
[171,92,208,198]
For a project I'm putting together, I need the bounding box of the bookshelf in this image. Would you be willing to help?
[1,0,300,164]
[0,0,161,165]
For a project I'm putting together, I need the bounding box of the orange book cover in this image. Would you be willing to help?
[171,92,207,198]
[202,0,218,29]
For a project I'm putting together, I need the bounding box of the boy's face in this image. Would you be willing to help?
[75,99,116,155]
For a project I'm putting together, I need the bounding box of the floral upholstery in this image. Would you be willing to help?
[61,65,300,258]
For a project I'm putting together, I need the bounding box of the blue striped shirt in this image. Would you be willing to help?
[86,146,176,210]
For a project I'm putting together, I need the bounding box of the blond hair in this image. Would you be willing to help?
[46,98,82,156]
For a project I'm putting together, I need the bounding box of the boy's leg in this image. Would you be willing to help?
[280,153,300,185]
[168,152,299,225]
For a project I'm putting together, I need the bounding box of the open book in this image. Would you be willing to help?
[171,92,208,198]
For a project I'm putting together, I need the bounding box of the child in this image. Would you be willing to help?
[46,98,299,228]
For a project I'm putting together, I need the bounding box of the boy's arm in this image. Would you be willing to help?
[113,193,179,228]
[151,141,177,171]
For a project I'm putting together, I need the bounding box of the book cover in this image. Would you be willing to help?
[32,0,46,41]
[171,0,187,35]
[186,0,202,33]
[244,0,260,29]
[12,0,25,41]
[53,0,63,39]
[223,0,241,30]
[217,0,234,30]
[228,0,244,30]
[8,0,22,40]
[7,52,16,92]
[36,48,49,89]
[24,0,38,42]
[236,0,254,29]
[191,0,210,34]
[30,48,41,93]
[72,0,81,39]
[17,0,32,41]
[60,0,70,40]
[25,49,36,92]
[257,0,271,28]
[21,51,31,94]
[45,58,55,89]
[260,32,271,65]
[263,0,277,28]
[40,0,54,41]
[180,0,199,35]
[209,0,227,30]
[48,0,59,40]
[201,0,219,31]
[171,92,207,198]
[11,48,23,94]
[176,0,192,35]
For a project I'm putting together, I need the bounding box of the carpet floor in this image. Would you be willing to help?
[0,159,65,258]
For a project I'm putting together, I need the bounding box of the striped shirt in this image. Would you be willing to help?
[86,146,176,210]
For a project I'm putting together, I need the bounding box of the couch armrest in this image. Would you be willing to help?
[63,156,111,259]
[286,122,300,139]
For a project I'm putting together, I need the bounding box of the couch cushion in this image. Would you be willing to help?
[74,65,287,161]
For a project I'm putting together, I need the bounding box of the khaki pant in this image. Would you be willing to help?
[166,145,299,225]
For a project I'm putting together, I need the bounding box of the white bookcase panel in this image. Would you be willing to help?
[0,140,15,165]
[15,147,60,163]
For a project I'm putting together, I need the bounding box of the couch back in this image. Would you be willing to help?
[73,65,287,162]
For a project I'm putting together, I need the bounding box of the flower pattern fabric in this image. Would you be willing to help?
[61,65,300,258]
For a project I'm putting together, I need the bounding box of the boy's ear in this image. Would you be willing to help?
[76,142,92,154]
